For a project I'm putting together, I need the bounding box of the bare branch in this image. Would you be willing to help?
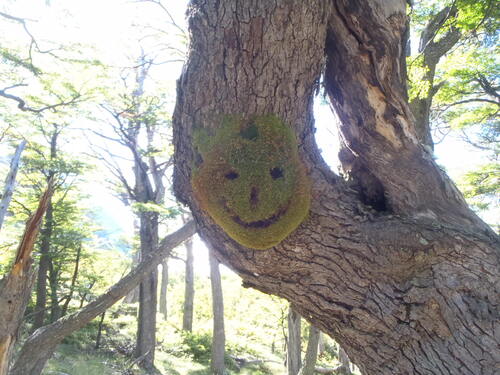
[135,0,187,37]
[0,86,82,114]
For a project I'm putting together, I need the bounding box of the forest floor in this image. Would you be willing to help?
[42,343,284,375]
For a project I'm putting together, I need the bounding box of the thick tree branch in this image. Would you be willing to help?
[172,2,499,375]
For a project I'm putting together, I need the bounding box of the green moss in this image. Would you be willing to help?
[191,114,310,250]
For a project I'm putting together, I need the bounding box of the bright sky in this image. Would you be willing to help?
[1,0,495,274]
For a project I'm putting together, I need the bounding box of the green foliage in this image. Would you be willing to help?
[458,163,499,211]
[132,201,181,218]
[192,114,310,249]
[408,0,499,220]
[407,55,432,101]
[179,331,213,364]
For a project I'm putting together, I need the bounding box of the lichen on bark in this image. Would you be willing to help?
[191,114,310,249]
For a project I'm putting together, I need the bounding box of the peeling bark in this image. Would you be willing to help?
[0,185,52,375]
[172,1,500,374]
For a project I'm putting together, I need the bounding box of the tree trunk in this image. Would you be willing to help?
[95,311,106,349]
[33,124,60,330]
[0,140,26,231]
[159,259,168,319]
[287,307,301,375]
[338,346,352,375]
[61,244,82,316]
[48,261,61,322]
[300,325,320,375]
[209,249,225,375]
[135,211,159,372]
[32,199,53,330]
[0,186,52,375]
[318,332,325,356]
[172,1,500,375]
[9,221,195,375]
[182,237,194,331]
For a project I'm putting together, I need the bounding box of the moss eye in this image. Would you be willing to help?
[225,171,239,180]
[270,167,283,179]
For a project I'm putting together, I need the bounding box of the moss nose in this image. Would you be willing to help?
[250,186,259,208]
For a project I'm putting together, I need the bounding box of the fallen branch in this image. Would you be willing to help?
[229,355,281,369]
[314,365,351,374]
[10,220,196,375]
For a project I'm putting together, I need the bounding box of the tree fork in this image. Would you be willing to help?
[172,1,500,374]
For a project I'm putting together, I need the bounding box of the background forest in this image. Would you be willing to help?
[0,0,497,374]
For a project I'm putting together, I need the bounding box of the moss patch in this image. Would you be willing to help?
[191,114,310,250]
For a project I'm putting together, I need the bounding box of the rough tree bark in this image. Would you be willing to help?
[287,307,302,375]
[182,236,195,331]
[172,1,500,374]
[0,185,52,375]
[209,249,225,375]
[9,221,195,375]
[0,140,26,231]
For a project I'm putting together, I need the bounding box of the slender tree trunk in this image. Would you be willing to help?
[159,259,168,319]
[32,200,53,330]
[95,311,106,350]
[287,307,301,375]
[48,262,61,322]
[123,248,140,304]
[318,332,325,356]
[0,140,26,231]
[135,211,159,372]
[0,186,52,375]
[338,346,352,375]
[33,128,59,330]
[61,244,81,316]
[209,249,225,375]
[9,221,195,375]
[172,1,500,374]
[300,325,320,375]
[182,237,194,331]
[78,280,95,309]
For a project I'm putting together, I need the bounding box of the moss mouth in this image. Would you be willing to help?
[223,200,290,229]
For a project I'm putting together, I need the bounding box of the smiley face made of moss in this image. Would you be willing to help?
[191,114,310,250]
